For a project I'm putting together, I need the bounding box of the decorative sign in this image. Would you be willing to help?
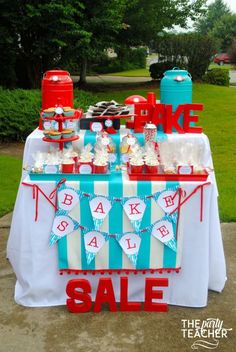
[43,121,52,130]
[117,233,141,267]
[90,122,103,133]
[78,164,93,174]
[177,165,193,175]
[108,153,117,163]
[121,154,129,163]
[157,190,179,214]
[105,119,113,127]
[58,188,80,212]
[152,219,177,252]
[66,277,169,313]
[84,230,107,264]
[89,196,112,230]
[43,164,59,174]
[67,120,75,129]
[123,197,146,231]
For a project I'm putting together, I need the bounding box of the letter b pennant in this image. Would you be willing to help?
[123,197,146,232]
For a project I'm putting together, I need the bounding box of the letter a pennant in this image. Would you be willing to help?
[49,211,79,246]
[83,230,108,264]
[122,197,146,232]
[116,233,141,268]
[89,196,112,231]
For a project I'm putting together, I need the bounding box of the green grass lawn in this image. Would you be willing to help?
[0,156,22,217]
[0,83,235,221]
[96,83,236,222]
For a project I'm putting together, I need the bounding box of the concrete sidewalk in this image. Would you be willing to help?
[0,215,235,352]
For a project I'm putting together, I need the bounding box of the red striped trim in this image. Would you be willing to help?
[59,268,181,275]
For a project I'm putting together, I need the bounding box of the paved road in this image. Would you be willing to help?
[230,70,236,83]
[72,71,236,84]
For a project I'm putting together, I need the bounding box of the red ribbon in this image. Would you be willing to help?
[22,179,66,221]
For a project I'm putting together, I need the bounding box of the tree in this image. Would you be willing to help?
[151,33,218,80]
[210,14,236,51]
[118,0,207,47]
[195,0,231,34]
[0,0,90,88]
[0,0,207,88]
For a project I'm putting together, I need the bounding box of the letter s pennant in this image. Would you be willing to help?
[89,196,112,231]
[122,197,146,232]
[49,211,79,246]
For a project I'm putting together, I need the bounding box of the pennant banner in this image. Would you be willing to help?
[122,197,147,232]
[50,212,79,246]
[89,196,112,231]
[57,187,80,212]
[156,189,179,214]
[83,230,108,264]
[151,218,177,252]
[116,233,141,268]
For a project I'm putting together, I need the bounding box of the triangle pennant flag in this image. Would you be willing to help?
[83,230,108,264]
[57,186,80,213]
[89,196,112,231]
[155,189,179,214]
[49,212,79,246]
[151,218,177,252]
[122,197,146,232]
[116,233,141,267]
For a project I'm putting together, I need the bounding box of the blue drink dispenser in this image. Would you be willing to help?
[160,68,193,128]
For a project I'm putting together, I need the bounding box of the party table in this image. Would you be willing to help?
[7,129,226,308]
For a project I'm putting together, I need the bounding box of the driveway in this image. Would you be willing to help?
[72,71,236,84]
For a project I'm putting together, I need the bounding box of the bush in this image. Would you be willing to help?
[151,33,218,80]
[94,47,147,74]
[202,68,230,86]
[149,62,184,80]
[0,88,98,141]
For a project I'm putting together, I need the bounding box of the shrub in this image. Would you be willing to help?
[0,88,97,141]
[94,47,147,74]
[151,33,218,80]
[202,68,230,86]
[149,62,184,80]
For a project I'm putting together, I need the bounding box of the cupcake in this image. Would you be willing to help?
[42,107,55,117]
[63,108,75,117]
[62,129,75,139]
[43,130,51,138]
[50,131,61,140]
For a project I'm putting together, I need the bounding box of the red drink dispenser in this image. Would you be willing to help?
[42,70,73,109]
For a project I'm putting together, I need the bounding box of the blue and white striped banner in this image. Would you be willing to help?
[54,130,182,271]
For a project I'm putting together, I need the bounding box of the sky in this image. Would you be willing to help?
[208,0,236,13]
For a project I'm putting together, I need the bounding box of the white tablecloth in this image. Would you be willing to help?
[7,129,226,307]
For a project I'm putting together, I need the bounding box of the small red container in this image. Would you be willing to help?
[62,162,74,173]
[146,164,158,174]
[130,164,144,174]
[93,164,108,174]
